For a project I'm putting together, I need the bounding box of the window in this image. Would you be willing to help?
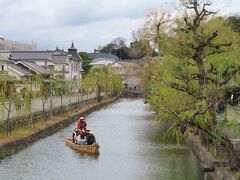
[1,65,4,71]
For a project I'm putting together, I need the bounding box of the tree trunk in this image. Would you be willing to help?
[43,103,46,121]
[29,112,33,128]
[61,95,63,114]
[6,109,11,136]
[78,90,80,105]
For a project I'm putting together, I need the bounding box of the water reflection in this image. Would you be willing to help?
[0,98,203,180]
[74,150,100,160]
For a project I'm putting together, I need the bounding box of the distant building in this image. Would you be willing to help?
[0,42,83,81]
[0,36,37,51]
[67,42,83,80]
[9,50,54,70]
[0,55,9,79]
[88,49,119,61]
[90,58,116,68]
[0,55,34,81]
[51,49,71,79]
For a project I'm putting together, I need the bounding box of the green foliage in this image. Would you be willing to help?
[111,74,123,93]
[83,67,123,96]
[52,78,68,96]
[0,79,23,135]
[33,75,51,120]
[98,37,131,59]
[20,79,36,127]
[79,52,92,74]
[167,126,182,144]
[141,6,240,143]
[228,16,240,33]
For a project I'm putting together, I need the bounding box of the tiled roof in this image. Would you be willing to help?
[52,54,69,64]
[10,51,51,60]
[0,50,11,59]
[88,53,119,60]
[8,63,32,76]
[16,60,50,74]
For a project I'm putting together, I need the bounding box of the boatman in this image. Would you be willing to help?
[77,117,87,130]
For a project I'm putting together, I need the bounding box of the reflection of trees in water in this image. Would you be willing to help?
[77,152,100,161]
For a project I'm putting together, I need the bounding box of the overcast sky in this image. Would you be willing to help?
[0,0,239,52]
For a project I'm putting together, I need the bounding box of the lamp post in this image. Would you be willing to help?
[95,72,100,102]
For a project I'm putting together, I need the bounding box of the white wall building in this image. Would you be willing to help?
[0,36,37,51]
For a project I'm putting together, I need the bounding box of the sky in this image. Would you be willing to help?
[0,0,239,52]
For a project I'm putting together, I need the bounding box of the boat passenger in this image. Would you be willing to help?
[72,128,79,143]
[76,134,81,145]
[77,117,87,130]
[80,129,85,139]
[76,132,87,145]
[86,131,96,145]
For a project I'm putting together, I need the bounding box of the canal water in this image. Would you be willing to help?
[0,99,203,180]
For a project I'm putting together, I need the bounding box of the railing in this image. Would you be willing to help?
[0,92,110,132]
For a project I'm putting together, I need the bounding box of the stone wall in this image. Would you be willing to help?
[186,131,237,180]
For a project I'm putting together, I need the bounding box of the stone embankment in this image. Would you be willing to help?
[186,131,239,180]
[0,96,119,159]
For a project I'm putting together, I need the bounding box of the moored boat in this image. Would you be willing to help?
[65,138,100,154]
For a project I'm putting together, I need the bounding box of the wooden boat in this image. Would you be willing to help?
[65,138,99,154]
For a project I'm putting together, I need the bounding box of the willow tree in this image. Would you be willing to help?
[111,74,123,94]
[22,79,35,127]
[53,77,68,114]
[83,69,97,100]
[83,67,123,100]
[142,0,240,170]
[0,79,23,135]
[35,75,50,121]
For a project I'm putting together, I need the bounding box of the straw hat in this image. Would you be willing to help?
[79,117,85,120]
[88,131,94,135]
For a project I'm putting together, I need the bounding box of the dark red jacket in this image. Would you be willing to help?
[77,120,87,129]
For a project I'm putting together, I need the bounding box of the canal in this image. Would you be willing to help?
[0,98,203,180]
